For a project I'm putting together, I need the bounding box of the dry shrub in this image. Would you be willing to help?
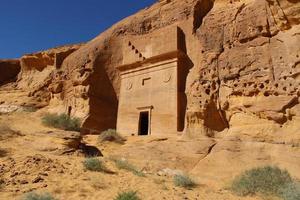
[279,181,300,200]
[42,113,81,132]
[98,129,125,144]
[83,158,107,172]
[173,174,196,189]
[21,192,56,200]
[114,191,140,200]
[231,166,294,198]
[112,158,145,177]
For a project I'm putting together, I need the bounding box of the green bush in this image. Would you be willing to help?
[114,191,140,200]
[280,181,300,200]
[113,158,145,177]
[42,113,80,131]
[231,166,293,197]
[173,174,196,189]
[83,158,106,172]
[99,129,125,144]
[22,192,55,200]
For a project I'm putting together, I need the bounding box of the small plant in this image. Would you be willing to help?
[280,181,300,200]
[22,192,56,200]
[42,113,81,131]
[83,158,106,172]
[173,174,196,189]
[114,191,140,200]
[98,129,125,144]
[231,166,293,197]
[112,158,145,177]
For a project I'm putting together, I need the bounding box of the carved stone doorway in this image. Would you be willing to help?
[138,111,149,135]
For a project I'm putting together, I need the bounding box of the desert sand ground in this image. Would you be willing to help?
[0,110,299,200]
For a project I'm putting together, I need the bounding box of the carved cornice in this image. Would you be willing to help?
[117,50,188,72]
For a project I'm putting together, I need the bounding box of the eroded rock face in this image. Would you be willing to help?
[12,44,83,108]
[52,0,201,133]
[0,0,299,137]
[185,0,300,136]
[0,59,20,85]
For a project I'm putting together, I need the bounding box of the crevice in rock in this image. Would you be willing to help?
[266,0,291,31]
[239,35,271,44]
[193,0,214,33]
[275,0,291,28]
[233,3,246,22]
[193,142,217,168]
[281,97,299,114]
[291,61,300,69]
[207,142,217,155]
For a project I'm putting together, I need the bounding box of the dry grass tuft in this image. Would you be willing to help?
[83,158,107,172]
[114,191,140,200]
[98,129,125,144]
[231,166,298,199]
[21,192,56,200]
[111,158,145,177]
[173,174,196,189]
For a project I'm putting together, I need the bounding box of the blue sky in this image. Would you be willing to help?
[0,0,156,59]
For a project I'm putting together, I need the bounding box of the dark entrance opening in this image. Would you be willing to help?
[68,106,72,116]
[138,111,149,135]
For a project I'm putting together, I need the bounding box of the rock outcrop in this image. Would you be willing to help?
[186,0,300,137]
[43,0,204,133]
[0,59,20,85]
[0,44,83,108]
[0,0,299,137]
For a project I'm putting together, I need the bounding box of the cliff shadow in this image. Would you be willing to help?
[178,27,194,132]
[82,50,119,134]
[193,0,214,33]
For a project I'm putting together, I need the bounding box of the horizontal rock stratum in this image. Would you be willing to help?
[0,0,300,138]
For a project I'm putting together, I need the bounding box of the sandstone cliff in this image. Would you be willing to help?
[186,0,300,138]
[0,44,83,108]
[1,0,300,138]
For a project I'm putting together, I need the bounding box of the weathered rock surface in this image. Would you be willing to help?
[186,0,300,137]
[0,44,83,109]
[0,0,299,137]
[0,154,67,192]
[0,111,299,199]
[0,59,20,85]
